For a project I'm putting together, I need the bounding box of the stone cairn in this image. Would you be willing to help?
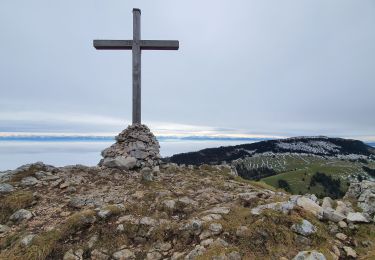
[99,124,161,170]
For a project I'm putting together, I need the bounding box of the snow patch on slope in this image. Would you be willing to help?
[276,140,340,155]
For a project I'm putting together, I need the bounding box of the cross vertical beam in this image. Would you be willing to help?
[132,8,141,124]
[93,8,179,125]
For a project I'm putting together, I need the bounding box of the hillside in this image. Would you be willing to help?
[0,162,375,259]
[166,137,375,198]
[166,137,375,166]
[234,153,375,198]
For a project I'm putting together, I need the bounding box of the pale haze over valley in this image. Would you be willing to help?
[0,0,374,169]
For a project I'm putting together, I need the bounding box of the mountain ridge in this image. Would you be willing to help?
[166,136,375,166]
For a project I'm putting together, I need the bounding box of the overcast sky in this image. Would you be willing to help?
[1,0,374,141]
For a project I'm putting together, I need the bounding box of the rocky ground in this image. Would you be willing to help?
[0,162,374,260]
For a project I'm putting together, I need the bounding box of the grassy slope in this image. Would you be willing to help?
[236,154,375,197]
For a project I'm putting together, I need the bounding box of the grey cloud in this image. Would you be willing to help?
[0,0,374,138]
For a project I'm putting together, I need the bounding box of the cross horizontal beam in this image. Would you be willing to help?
[93,40,179,50]
[140,40,179,50]
[94,40,132,50]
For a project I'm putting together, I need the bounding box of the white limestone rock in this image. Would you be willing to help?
[102,156,137,170]
[185,245,206,260]
[322,208,346,223]
[209,223,223,235]
[343,246,357,258]
[296,197,323,218]
[321,197,334,209]
[292,250,326,260]
[10,209,33,222]
[20,234,35,247]
[141,167,153,181]
[346,212,370,223]
[0,224,10,233]
[112,248,135,260]
[20,176,39,186]
[291,219,317,236]
[0,183,14,193]
[63,248,84,260]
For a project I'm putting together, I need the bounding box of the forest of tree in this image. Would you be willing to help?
[236,166,277,181]
[309,172,344,199]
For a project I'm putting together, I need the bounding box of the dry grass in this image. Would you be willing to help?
[92,224,129,254]
[0,210,96,260]
[218,206,333,259]
[196,245,240,260]
[350,223,375,259]
[9,166,40,183]
[0,191,34,223]
[233,176,279,192]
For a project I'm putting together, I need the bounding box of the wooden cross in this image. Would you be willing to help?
[93,8,179,124]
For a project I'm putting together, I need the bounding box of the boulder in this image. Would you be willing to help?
[345,181,375,216]
[141,167,153,181]
[183,219,203,236]
[335,233,347,241]
[322,208,346,222]
[201,214,222,222]
[0,224,10,233]
[97,209,112,219]
[185,245,206,259]
[102,156,137,170]
[338,221,347,228]
[358,190,375,216]
[112,248,135,260]
[321,197,334,209]
[335,201,353,216]
[209,223,223,235]
[296,197,323,218]
[236,226,249,238]
[291,219,317,236]
[153,241,172,252]
[91,249,110,260]
[162,199,176,211]
[0,183,14,193]
[251,201,295,215]
[68,197,97,209]
[10,209,33,222]
[20,234,35,247]
[20,176,39,186]
[34,171,48,179]
[146,252,162,260]
[346,212,370,223]
[63,248,84,260]
[200,238,214,247]
[140,217,158,226]
[292,250,326,260]
[343,246,357,258]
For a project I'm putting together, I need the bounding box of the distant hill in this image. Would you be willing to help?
[166,136,375,165]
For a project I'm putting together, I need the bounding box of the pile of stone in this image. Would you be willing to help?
[99,124,161,169]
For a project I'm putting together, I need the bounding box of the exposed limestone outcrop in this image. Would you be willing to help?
[344,180,375,216]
